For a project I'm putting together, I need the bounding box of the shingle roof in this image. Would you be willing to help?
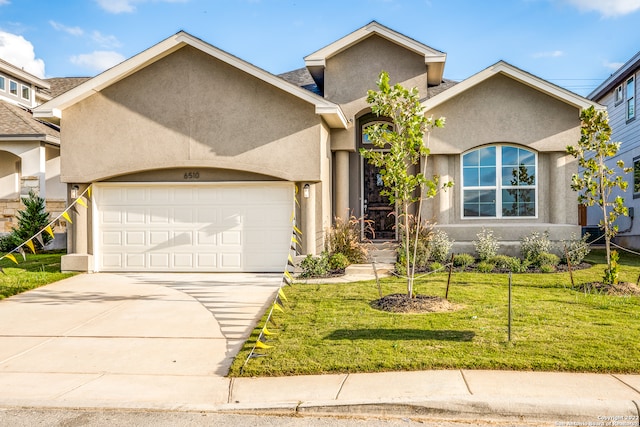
[44,77,91,98]
[0,100,59,138]
[426,79,459,99]
[278,68,321,95]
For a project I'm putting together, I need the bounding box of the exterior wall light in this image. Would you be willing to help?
[71,185,79,199]
[303,184,310,198]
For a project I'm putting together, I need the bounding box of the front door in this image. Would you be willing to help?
[363,161,395,240]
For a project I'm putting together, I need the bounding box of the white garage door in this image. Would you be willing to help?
[94,183,294,272]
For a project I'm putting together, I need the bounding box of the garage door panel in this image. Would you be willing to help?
[96,183,292,272]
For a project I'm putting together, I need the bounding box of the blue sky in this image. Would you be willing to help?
[1,0,640,96]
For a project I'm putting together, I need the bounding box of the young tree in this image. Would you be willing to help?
[360,71,451,298]
[567,106,631,284]
[13,190,52,250]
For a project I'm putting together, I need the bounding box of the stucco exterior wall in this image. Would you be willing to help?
[427,74,581,154]
[60,46,325,183]
[327,35,430,152]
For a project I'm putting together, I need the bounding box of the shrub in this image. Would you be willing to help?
[299,253,329,278]
[520,231,552,263]
[326,216,368,264]
[429,229,453,263]
[453,253,475,268]
[540,264,556,273]
[561,233,591,266]
[328,252,349,270]
[536,252,560,267]
[473,228,499,261]
[4,191,53,252]
[0,234,21,253]
[489,255,528,272]
[429,261,443,272]
[477,261,495,273]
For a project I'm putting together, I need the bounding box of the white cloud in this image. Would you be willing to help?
[532,50,565,58]
[95,0,188,14]
[0,31,45,77]
[91,31,121,48]
[604,60,625,71]
[49,20,84,36]
[0,0,10,5]
[564,0,640,17]
[70,50,125,72]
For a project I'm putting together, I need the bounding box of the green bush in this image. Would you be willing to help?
[473,228,499,261]
[540,264,556,273]
[0,234,22,253]
[326,216,368,264]
[328,252,349,270]
[2,191,53,253]
[453,253,475,268]
[429,229,453,263]
[489,255,528,272]
[477,261,496,273]
[299,253,330,278]
[396,239,429,275]
[561,233,591,266]
[536,252,560,267]
[521,231,552,263]
[429,261,443,272]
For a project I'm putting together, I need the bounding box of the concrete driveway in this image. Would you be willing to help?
[0,273,282,409]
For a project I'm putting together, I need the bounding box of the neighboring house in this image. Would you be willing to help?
[34,22,598,272]
[0,58,86,247]
[587,52,640,249]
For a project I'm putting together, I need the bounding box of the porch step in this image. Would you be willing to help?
[367,242,398,265]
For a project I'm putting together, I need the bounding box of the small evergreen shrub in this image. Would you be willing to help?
[521,231,552,263]
[489,255,527,272]
[536,252,560,267]
[326,216,368,264]
[328,252,349,270]
[453,253,475,268]
[477,261,496,273]
[429,229,453,263]
[429,261,443,272]
[473,228,499,261]
[561,233,591,266]
[2,191,53,253]
[299,253,330,278]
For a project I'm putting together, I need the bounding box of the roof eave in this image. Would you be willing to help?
[589,51,640,101]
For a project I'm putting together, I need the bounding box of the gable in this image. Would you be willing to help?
[61,46,327,182]
[427,74,581,153]
[324,34,429,104]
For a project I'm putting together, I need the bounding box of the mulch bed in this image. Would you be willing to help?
[370,293,461,313]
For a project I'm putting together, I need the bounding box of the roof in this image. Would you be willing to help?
[422,61,601,111]
[304,21,447,88]
[34,32,347,129]
[589,51,640,101]
[45,77,92,98]
[0,100,60,142]
[278,67,321,95]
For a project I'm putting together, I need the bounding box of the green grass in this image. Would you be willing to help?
[0,251,75,299]
[229,249,640,376]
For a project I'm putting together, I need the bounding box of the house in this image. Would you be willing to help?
[587,52,639,249]
[34,22,598,272]
[0,58,79,247]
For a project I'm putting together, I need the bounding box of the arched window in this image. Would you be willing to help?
[462,145,537,218]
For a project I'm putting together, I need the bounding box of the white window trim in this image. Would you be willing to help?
[0,76,5,92]
[9,79,18,96]
[460,144,538,220]
[627,76,635,121]
[615,84,623,105]
[21,84,30,101]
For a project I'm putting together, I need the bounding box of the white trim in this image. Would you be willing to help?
[0,75,5,92]
[34,31,347,129]
[460,144,538,220]
[423,61,600,112]
[20,84,30,101]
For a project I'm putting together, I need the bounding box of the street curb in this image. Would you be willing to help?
[220,397,640,423]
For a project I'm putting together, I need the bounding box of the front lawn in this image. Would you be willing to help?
[0,251,75,299]
[229,249,640,376]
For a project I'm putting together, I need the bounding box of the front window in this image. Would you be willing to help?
[9,80,17,96]
[462,145,537,218]
[615,85,623,104]
[0,76,5,91]
[627,76,635,120]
